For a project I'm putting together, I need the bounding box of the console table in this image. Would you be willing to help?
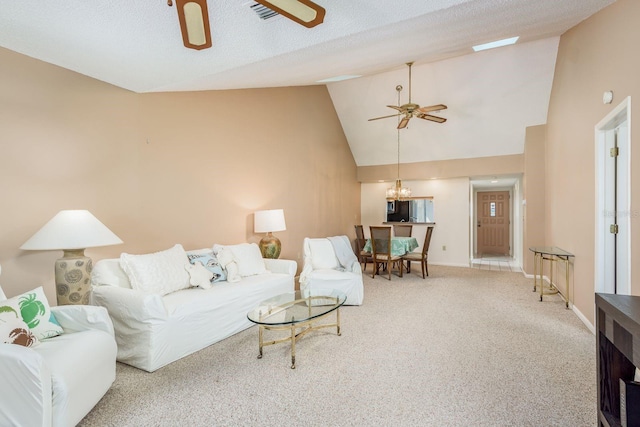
[596,293,640,426]
[529,246,574,308]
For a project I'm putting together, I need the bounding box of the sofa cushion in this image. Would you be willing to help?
[308,239,340,270]
[120,244,191,295]
[186,252,226,283]
[1,286,63,340]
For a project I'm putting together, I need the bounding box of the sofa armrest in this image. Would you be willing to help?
[51,305,115,336]
[91,285,168,323]
[0,344,52,427]
[263,258,297,276]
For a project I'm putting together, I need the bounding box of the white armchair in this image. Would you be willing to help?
[300,236,364,305]
[0,283,117,427]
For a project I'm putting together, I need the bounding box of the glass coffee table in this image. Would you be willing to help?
[247,289,346,369]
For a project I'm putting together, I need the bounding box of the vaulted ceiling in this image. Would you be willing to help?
[0,0,616,165]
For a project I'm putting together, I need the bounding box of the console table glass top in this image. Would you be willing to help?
[528,246,575,258]
[247,289,346,369]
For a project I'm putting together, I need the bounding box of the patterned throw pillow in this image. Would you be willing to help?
[1,286,62,340]
[187,252,226,283]
[0,305,40,347]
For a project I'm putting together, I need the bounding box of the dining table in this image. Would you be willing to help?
[363,236,419,257]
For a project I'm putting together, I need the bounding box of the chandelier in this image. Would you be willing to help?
[386,85,411,201]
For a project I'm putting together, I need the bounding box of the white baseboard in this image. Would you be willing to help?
[431,261,473,268]
[524,274,595,334]
[572,305,595,334]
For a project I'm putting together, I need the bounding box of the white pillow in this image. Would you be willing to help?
[184,262,213,289]
[308,239,340,270]
[226,243,267,277]
[120,244,191,295]
[212,245,241,283]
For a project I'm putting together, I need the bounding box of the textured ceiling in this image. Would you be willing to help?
[0,0,616,166]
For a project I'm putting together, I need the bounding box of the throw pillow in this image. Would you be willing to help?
[1,286,63,340]
[0,305,39,347]
[184,262,213,289]
[186,252,226,283]
[212,245,241,283]
[120,244,191,295]
[223,243,267,277]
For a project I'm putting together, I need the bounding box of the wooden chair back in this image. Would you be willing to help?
[369,226,392,259]
[422,226,434,256]
[393,224,413,237]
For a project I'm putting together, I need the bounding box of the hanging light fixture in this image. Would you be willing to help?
[387,85,412,201]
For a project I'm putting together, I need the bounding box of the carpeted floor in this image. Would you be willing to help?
[79,265,596,427]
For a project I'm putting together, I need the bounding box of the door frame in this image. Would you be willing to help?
[595,96,632,294]
[469,176,522,265]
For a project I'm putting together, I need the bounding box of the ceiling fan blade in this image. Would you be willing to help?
[417,104,447,114]
[254,0,325,28]
[368,113,403,121]
[417,114,447,123]
[174,0,213,50]
[386,105,405,112]
[398,116,410,129]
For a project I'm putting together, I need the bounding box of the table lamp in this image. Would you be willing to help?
[254,209,286,259]
[20,210,123,305]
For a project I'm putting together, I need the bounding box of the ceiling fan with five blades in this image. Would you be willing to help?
[368,62,447,129]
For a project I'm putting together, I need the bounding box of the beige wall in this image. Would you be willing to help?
[358,154,523,182]
[546,0,640,324]
[0,47,360,302]
[523,125,546,274]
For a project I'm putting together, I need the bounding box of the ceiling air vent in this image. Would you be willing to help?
[248,2,280,21]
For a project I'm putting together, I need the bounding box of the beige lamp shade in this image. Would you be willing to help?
[254,209,286,259]
[21,210,123,305]
[254,209,286,233]
[21,210,123,250]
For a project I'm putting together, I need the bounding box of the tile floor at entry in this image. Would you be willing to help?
[471,255,521,273]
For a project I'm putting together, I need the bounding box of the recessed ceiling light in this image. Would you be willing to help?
[316,75,362,83]
[472,36,519,52]
[491,180,499,183]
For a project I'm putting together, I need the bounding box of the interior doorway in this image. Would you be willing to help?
[476,191,511,256]
[595,96,631,295]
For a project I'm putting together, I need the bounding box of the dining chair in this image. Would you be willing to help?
[354,225,372,272]
[393,224,413,237]
[369,226,403,280]
[402,226,434,279]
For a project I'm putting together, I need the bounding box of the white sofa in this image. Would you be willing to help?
[91,244,296,372]
[0,283,117,427]
[300,236,364,305]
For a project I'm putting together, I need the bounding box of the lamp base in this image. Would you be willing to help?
[55,249,92,305]
[259,233,281,259]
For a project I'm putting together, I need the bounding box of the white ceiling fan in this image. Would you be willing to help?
[168,0,326,50]
[368,62,447,129]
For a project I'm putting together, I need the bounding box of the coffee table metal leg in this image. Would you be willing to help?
[258,325,263,359]
[336,307,341,336]
[290,324,296,369]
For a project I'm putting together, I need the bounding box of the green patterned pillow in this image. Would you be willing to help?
[2,286,63,340]
[0,305,40,347]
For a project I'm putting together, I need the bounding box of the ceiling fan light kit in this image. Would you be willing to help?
[254,0,325,28]
[175,0,212,50]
